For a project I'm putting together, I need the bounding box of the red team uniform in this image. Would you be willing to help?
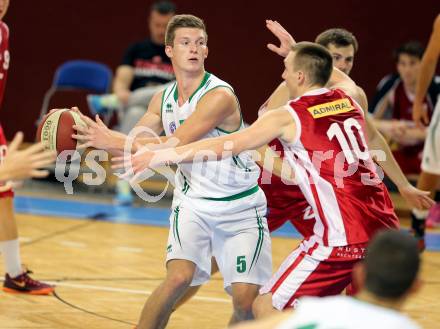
[260,88,399,310]
[259,140,314,237]
[0,21,12,198]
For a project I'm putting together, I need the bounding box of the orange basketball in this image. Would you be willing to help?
[36,109,85,156]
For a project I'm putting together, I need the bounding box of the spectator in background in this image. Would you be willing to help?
[88,0,176,204]
[233,230,422,329]
[370,41,440,175]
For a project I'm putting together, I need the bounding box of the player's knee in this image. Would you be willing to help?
[232,285,259,320]
[252,293,272,319]
[165,270,194,293]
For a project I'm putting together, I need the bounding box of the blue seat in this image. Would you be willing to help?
[39,60,113,121]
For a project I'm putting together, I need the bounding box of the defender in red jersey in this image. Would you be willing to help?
[125,41,433,318]
[258,22,433,251]
[0,0,54,295]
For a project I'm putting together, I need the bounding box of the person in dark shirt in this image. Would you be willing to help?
[88,0,176,204]
[371,41,440,175]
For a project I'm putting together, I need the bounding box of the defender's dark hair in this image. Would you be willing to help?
[394,41,424,61]
[151,1,176,15]
[315,28,359,53]
[365,230,420,299]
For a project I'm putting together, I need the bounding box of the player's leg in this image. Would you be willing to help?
[0,197,54,294]
[137,259,196,329]
[412,171,439,247]
[0,197,21,278]
[412,104,440,251]
[229,282,260,324]
[257,239,365,317]
[173,257,219,311]
[252,292,278,319]
[213,191,272,324]
[137,203,212,329]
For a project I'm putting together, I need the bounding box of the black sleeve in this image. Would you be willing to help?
[427,75,440,107]
[369,74,399,114]
[121,43,138,67]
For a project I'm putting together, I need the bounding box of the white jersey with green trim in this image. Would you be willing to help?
[161,72,260,200]
[276,296,420,329]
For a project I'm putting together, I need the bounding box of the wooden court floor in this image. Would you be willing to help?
[1,214,439,329]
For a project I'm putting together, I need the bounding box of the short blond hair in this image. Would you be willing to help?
[165,14,207,46]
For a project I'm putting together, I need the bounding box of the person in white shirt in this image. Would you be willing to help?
[232,229,422,329]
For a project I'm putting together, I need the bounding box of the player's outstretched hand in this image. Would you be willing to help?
[266,19,296,57]
[413,102,430,128]
[111,145,157,172]
[399,183,435,210]
[72,112,115,151]
[0,132,56,183]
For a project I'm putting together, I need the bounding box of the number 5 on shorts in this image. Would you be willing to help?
[236,255,246,273]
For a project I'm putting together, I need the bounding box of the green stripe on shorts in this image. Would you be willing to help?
[249,208,264,273]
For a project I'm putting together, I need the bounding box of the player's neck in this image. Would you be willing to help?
[299,84,326,97]
[175,69,206,105]
[356,290,405,311]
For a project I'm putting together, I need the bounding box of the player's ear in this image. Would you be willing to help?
[204,46,208,59]
[296,71,304,84]
[165,45,173,59]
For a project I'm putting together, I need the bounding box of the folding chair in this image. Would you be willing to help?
[39,60,113,123]
[37,60,113,192]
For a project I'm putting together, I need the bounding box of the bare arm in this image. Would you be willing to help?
[255,145,296,183]
[72,91,164,153]
[357,87,434,209]
[113,65,134,104]
[126,108,296,172]
[0,132,56,182]
[371,91,392,120]
[413,14,440,126]
[135,87,240,150]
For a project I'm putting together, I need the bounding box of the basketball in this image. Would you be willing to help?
[36,108,86,156]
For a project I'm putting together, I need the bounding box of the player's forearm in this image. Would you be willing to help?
[368,131,409,190]
[327,66,355,88]
[256,145,295,183]
[404,127,427,140]
[135,136,171,151]
[151,133,250,168]
[414,57,437,105]
[267,82,290,109]
[0,166,10,182]
[112,68,133,95]
[113,79,130,94]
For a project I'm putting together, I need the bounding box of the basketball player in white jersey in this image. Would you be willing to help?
[73,14,271,328]
[411,13,440,249]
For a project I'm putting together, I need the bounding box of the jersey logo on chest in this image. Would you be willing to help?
[165,103,173,113]
[307,98,354,119]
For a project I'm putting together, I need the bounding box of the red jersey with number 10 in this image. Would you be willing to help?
[281,88,399,247]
